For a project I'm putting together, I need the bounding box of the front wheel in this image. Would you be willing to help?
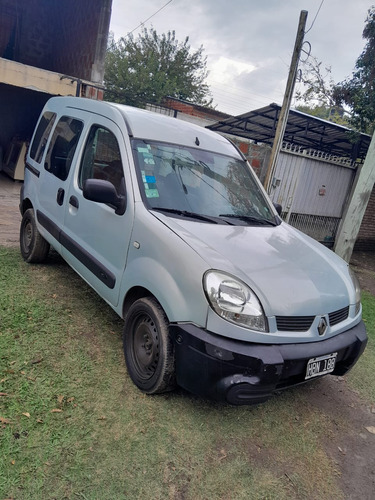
[123,297,176,394]
[20,209,50,263]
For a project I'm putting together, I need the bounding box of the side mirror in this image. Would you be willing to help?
[273,203,282,216]
[83,179,126,215]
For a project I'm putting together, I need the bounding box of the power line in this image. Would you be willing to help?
[208,79,285,101]
[207,81,285,114]
[305,0,325,34]
[210,89,273,112]
[127,0,174,36]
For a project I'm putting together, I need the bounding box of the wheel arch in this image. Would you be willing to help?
[122,286,155,320]
[20,197,33,215]
[119,256,208,326]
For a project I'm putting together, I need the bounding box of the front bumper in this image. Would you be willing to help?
[170,321,367,405]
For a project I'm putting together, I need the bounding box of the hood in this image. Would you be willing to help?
[153,214,353,317]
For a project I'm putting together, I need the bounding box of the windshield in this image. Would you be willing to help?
[132,139,277,225]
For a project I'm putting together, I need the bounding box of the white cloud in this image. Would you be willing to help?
[208,56,256,86]
[109,0,373,115]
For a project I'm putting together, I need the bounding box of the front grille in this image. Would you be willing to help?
[276,305,350,333]
[276,316,315,332]
[329,306,349,326]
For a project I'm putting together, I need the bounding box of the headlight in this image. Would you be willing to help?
[349,267,361,315]
[204,271,267,331]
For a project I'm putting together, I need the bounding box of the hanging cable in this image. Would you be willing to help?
[305,0,325,34]
[126,0,174,36]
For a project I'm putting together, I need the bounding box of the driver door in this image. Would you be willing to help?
[62,117,134,306]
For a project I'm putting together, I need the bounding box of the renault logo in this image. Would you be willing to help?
[318,317,327,336]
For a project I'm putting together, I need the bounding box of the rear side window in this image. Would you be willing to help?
[29,112,56,163]
[44,116,84,181]
[79,125,124,192]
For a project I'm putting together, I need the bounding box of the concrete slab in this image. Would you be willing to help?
[0,171,22,247]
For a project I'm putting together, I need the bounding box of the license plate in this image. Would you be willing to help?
[305,352,337,380]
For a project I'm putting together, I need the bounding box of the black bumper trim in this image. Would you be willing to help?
[170,321,367,405]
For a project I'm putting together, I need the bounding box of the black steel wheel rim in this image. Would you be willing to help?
[131,313,160,381]
[23,219,33,252]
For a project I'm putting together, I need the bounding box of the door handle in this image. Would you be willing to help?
[56,188,65,206]
[69,196,79,209]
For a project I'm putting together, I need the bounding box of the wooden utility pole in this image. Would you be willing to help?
[264,10,308,193]
[334,135,375,262]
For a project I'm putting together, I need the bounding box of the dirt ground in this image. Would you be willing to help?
[1,171,375,499]
[0,172,22,247]
[351,251,375,296]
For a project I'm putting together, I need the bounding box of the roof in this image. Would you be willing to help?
[207,103,371,161]
[162,96,232,121]
[46,97,240,158]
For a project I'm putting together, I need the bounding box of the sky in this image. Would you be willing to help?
[109,0,373,116]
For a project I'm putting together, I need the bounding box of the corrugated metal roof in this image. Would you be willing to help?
[207,103,371,161]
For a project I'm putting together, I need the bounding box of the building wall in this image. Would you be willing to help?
[52,0,111,82]
[0,0,111,82]
[1,0,52,68]
[0,0,111,162]
[162,98,229,123]
[229,138,271,181]
[355,185,375,251]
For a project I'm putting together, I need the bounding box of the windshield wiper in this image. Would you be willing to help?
[219,214,277,226]
[152,207,233,224]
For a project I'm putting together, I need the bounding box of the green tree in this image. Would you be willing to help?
[296,56,336,108]
[297,7,375,133]
[104,28,212,108]
[335,6,375,133]
[295,56,348,125]
[296,104,349,126]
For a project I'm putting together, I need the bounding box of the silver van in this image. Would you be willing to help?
[20,97,367,405]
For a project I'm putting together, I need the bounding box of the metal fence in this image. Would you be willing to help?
[269,144,357,246]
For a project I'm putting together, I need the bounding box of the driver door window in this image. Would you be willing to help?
[79,125,124,194]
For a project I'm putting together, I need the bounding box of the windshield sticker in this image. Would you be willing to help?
[143,153,155,165]
[137,147,150,153]
[145,188,159,198]
[145,175,156,183]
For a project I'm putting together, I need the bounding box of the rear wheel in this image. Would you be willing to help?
[123,297,176,394]
[20,209,50,263]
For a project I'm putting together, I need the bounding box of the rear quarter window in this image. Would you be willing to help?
[29,112,57,163]
[44,116,84,181]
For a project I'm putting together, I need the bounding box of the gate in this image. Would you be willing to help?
[268,144,357,246]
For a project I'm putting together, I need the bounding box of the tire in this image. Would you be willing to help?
[20,209,50,263]
[123,297,176,394]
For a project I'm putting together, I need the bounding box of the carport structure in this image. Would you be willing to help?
[208,103,371,246]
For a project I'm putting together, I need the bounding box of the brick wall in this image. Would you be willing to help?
[162,98,230,122]
[0,0,109,82]
[354,184,375,251]
[0,0,18,58]
[52,0,102,81]
[0,0,55,68]
[229,138,271,180]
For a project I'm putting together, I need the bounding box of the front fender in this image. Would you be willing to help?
[119,254,209,325]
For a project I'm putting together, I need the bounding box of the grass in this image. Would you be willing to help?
[347,291,375,402]
[1,246,374,499]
